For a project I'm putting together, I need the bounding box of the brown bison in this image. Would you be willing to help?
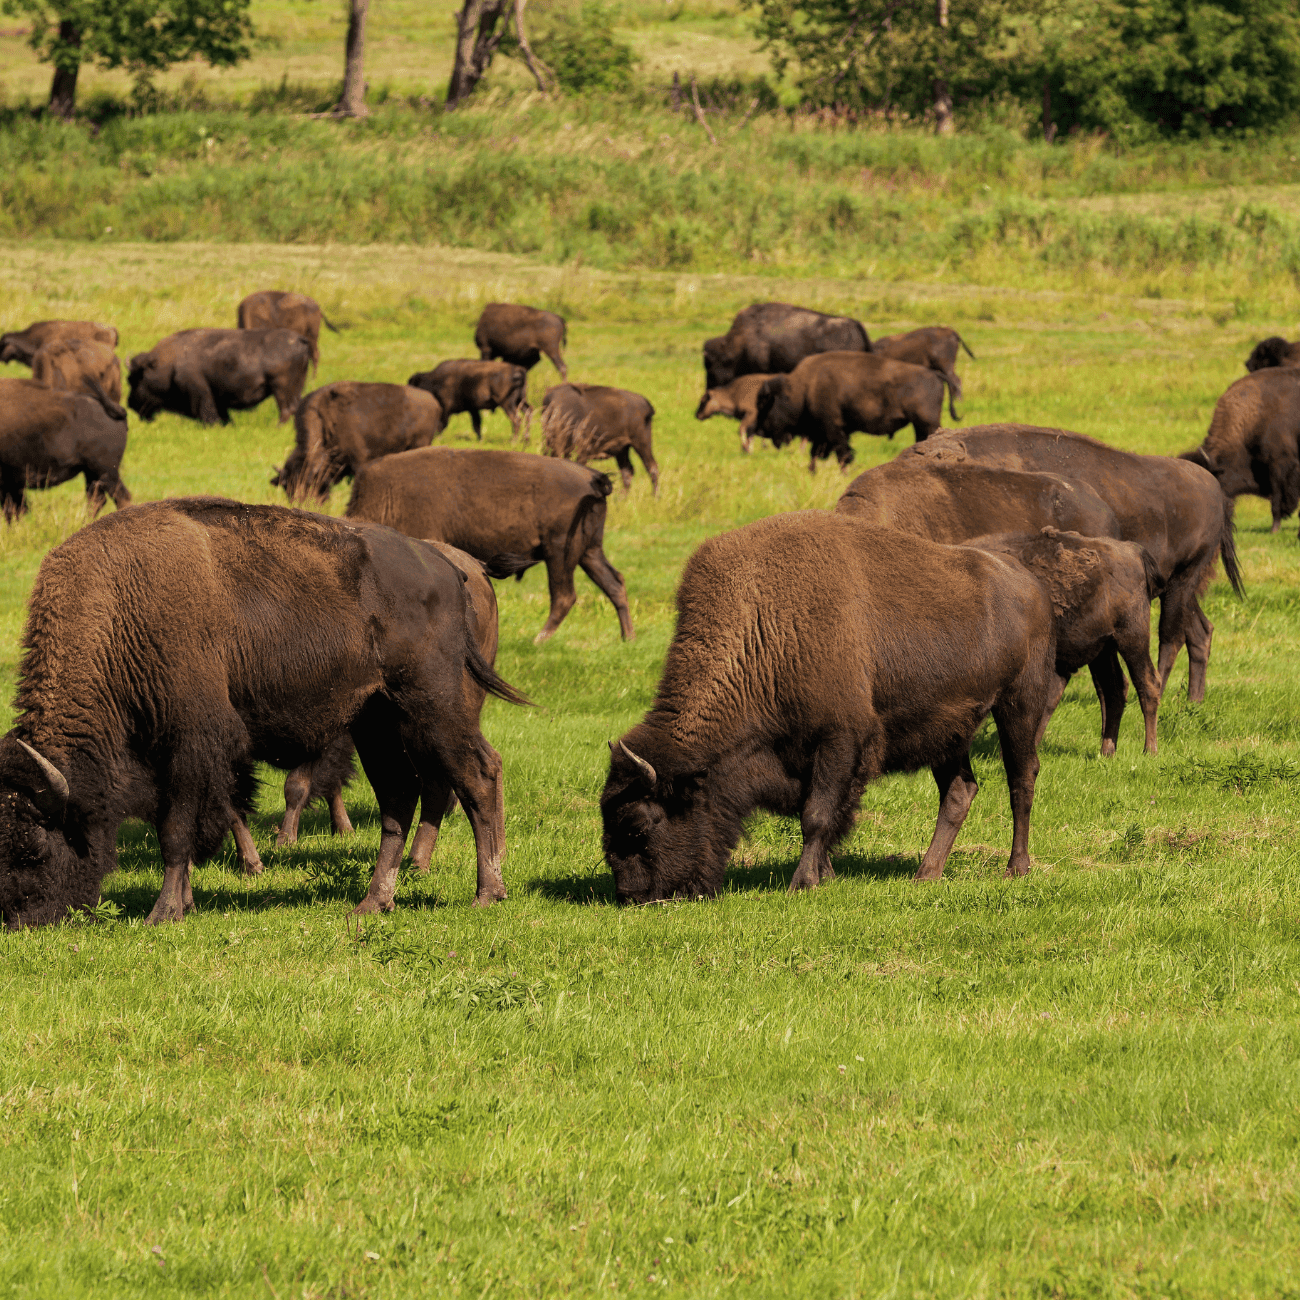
[602,511,1054,901]
[755,351,947,470]
[1180,368,1300,535]
[31,338,124,418]
[901,426,1242,703]
[1,319,118,366]
[272,381,446,503]
[1244,337,1300,372]
[0,499,525,928]
[966,530,1163,757]
[128,329,311,426]
[347,447,634,644]
[237,291,338,372]
[703,302,869,390]
[694,374,774,453]
[407,360,531,442]
[475,303,567,378]
[870,326,974,420]
[541,383,660,494]
[0,378,131,522]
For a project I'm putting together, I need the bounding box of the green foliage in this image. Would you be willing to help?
[527,0,638,93]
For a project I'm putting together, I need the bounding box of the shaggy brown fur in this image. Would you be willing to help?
[870,326,975,420]
[694,374,774,453]
[30,338,124,419]
[1244,336,1300,372]
[0,499,525,928]
[237,291,338,372]
[272,381,446,503]
[474,303,567,378]
[702,303,869,390]
[541,383,659,494]
[1180,368,1300,535]
[602,512,1055,901]
[0,378,131,522]
[408,359,531,442]
[1,320,118,366]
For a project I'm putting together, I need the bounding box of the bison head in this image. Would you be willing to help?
[0,335,24,365]
[754,376,800,448]
[694,390,722,421]
[126,353,167,421]
[601,740,733,903]
[702,336,737,391]
[1245,337,1292,372]
[0,738,95,929]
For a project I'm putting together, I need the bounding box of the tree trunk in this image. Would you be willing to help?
[446,0,509,108]
[335,0,370,118]
[47,20,81,121]
[933,0,954,136]
[1042,78,1057,143]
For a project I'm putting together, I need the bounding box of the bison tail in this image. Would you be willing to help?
[321,313,341,334]
[483,552,537,581]
[956,331,976,360]
[465,634,531,707]
[85,374,128,422]
[1219,495,1245,598]
[1139,547,1165,602]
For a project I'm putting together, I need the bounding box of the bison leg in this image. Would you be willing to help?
[1033,671,1071,750]
[613,448,635,493]
[535,552,579,644]
[175,365,222,425]
[914,754,980,882]
[328,789,354,837]
[276,762,313,846]
[2,480,27,522]
[409,777,457,873]
[578,546,635,641]
[990,704,1041,879]
[638,447,661,497]
[1155,583,1193,696]
[544,345,567,380]
[1088,648,1129,757]
[1184,603,1214,705]
[470,408,483,440]
[511,400,534,446]
[230,817,264,875]
[789,734,863,891]
[945,371,962,421]
[350,702,421,915]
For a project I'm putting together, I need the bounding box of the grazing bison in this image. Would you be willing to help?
[347,447,634,643]
[1244,337,1300,372]
[0,378,131,522]
[755,351,947,470]
[1180,368,1300,536]
[602,511,1054,901]
[901,426,1242,703]
[870,326,974,420]
[127,329,311,426]
[1,319,118,366]
[407,360,531,442]
[966,530,1163,756]
[694,374,774,453]
[31,338,124,418]
[541,383,659,494]
[0,499,526,928]
[475,303,567,378]
[703,302,869,390]
[272,381,446,503]
[237,291,338,372]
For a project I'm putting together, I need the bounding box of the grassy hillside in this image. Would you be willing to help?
[0,241,1298,1296]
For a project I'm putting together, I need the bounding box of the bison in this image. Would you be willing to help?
[407,360,531,443]
[0,499,526,928]
[0,378,131,522]
[901,426,1242,703]
[966,530,1163,756]
[541,383,659,494]
[1,319,118,366]
[127,328,311,426]
[474,303,567,378]
[347,446,634,644]
[703,302,869,390]
[31,337,124,418]
[237,291,338,372]
[694,374,774,453]
[602,511,1054,901]
[870,326,974,420]
[755,351,947,470]
[1244,337,1300,372]
[272,381,446,503]
[1180,368,1300,536]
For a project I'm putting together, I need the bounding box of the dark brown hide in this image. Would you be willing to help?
[966,529,1163,756]
[702,302,870,390]
[273,381,446,503]
[755,351,947,470]
[347,446,633,644]
[474,303,567,378]
[541,383,659,494]
[407,359,531,442]
[694,374,774,454]
[237,291,338,373]
[0,499,525,928]
[901,425,1243,703]
[1180,368,1300,535]
[870,326,974,420]
[1244,337,1300,372]
[30,338,124,419]
[1,320,118,366]
[128,329,311,427]
[0,378,131,522]
[602,511,1054,901]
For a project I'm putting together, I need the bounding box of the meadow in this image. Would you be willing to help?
[0,234,1298,1299]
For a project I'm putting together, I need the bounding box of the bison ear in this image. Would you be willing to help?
[1,738,70,821]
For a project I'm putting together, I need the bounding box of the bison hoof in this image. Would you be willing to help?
[1100,740,1117,757]
[473,887,508,908]
[533,629,556,646]
[144,900,186,925]
[912,868,943,883]
[1003,861,1031,878]
[351,896,395,916]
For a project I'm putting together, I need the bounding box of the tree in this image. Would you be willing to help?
[446,0,552,108]
[1,0,254,118]
[334,0,369,118]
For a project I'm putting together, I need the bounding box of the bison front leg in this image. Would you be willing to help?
[613,449,635,493]
[408,776,456,873]
[175,365,222,425]
[147,810,198,924]
[470,408,483,440]
[790,734,863,891]
[1088,649,1130,757]
[990,703,1041,879]
[914,754,979,882]
[230,817,264,874]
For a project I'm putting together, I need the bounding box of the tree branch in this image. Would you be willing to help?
[690,75,718,146]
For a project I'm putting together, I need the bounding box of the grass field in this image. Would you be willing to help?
[1,237,1299,1297]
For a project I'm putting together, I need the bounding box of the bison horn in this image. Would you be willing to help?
[15,739,70,812]
[610,740,657,788]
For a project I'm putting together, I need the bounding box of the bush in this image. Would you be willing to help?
[532,1,638,95]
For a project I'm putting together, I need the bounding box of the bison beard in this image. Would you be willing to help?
[601,512,1055,902]
[0,499,526,928]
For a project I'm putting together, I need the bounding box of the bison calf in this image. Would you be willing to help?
[408,360,531,443]
[475,303,567,378]
[870,326,974,420]
[237,290,338,372]
[695,374,773,453]
[541,383,659,494]
[703,302,869,390]
[602,511,1055,901]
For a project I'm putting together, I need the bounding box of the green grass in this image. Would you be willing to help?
[1,240,1299,1297]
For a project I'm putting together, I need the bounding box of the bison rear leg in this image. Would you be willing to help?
[231,817,264,874]
[84,469,131,517]
[637,445,661,496]
[409,776,458,874]
[470,408,483,441]
[579,546,635,641]
[534,551,580,644]
[276,763,312,846]
[1088,648,1130,757]
[1033,672,1071,750]
[350,700,421,915]
[790,733,865,891]
[914,753,980,882]
[990,701,1042,879]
